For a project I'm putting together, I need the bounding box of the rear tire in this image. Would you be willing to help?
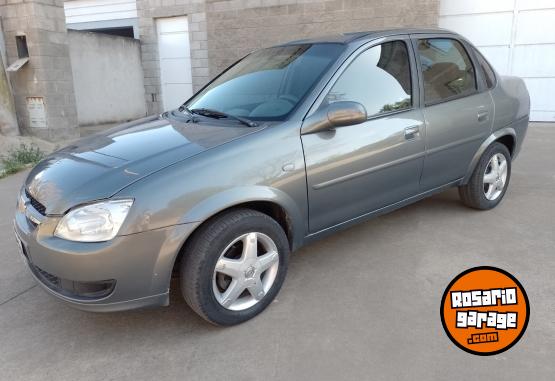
[180,208,289,326]
[459,142,511,210]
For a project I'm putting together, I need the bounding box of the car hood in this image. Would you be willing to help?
[25,115,265,215]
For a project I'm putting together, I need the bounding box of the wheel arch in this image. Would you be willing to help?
[170,186,305,277]
[495,134,515,157]
[461,128,516,185]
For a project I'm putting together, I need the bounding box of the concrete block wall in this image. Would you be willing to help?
[0,18,19,136]
[0,0,79,141]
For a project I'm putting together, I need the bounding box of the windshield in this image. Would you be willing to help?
[186,43,345,121]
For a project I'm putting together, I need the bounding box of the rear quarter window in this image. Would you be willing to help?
[474,48,497,89]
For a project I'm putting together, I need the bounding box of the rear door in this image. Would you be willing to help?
[412,35,494,191]
[302,36,426,232]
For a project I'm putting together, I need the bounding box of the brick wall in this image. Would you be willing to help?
[0,0,79,140]
[206,0,439,79]
[138,0,439,115]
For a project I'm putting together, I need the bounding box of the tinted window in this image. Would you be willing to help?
[474,48,496,89]
[322,41,412,116]
[417,38,476,104]
[187,44,344,120]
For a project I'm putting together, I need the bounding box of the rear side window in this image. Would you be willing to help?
[474,48,496,89]
[417,38,477,105]
[322,40,412,117]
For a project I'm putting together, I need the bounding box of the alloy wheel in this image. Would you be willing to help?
[212,232,279,311]
[483,153,508,201]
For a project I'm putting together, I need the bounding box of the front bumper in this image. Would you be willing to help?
[14,199,199,312]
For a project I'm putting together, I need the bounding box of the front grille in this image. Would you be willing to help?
[25,189,46,215]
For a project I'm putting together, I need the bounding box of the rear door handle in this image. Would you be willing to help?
[404,125,420,140]
[477,110,489,122]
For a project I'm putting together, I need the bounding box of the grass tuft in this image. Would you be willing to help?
[0,144,44,179]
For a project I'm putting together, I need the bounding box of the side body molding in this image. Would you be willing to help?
[461,127,516,185]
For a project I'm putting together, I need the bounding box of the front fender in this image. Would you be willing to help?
[461,127,516,185]
[180,186,305,250]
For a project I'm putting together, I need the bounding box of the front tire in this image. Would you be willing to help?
[459,142,511,210]
[180,208,290,326]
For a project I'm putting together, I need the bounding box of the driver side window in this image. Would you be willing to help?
[323,40,412,117]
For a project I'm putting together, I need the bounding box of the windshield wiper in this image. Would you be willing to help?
[178,106,195,118]
[190,108,258,127]
[167,106,196,123]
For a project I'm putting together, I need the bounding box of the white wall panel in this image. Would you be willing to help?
[440,0,555,121]
[438,13,513,46]
[517,0,555,11]
[64,0,138,24]
[479,46,511,74]
[515,9,555,44]
[523,78,555,110]
[512,45,555,77]
[531,111,555,121]
[440,0,513,15]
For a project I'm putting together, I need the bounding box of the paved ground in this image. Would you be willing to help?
[0,124,554,380]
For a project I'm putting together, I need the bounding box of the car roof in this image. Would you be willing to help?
[282,27,454,45]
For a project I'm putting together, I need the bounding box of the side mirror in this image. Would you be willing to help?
[301,101,367,135]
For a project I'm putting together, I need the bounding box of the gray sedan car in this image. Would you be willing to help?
[14,28,529,325]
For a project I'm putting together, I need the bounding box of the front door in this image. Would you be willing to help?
[414,37,494,190]
[156,16,193,110]
[302,38,426,233]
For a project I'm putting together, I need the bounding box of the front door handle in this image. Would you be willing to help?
[404,125,420,140]
[477,110,489,122]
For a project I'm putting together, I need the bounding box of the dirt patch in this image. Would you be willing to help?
[0,135,70,176]
[0,135,60,157]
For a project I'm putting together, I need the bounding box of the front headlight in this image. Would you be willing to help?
[54,199,133,242]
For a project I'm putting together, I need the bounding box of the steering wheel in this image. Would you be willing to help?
[278,94,299,105]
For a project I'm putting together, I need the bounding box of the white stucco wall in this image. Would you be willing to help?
[68,30,146,126]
